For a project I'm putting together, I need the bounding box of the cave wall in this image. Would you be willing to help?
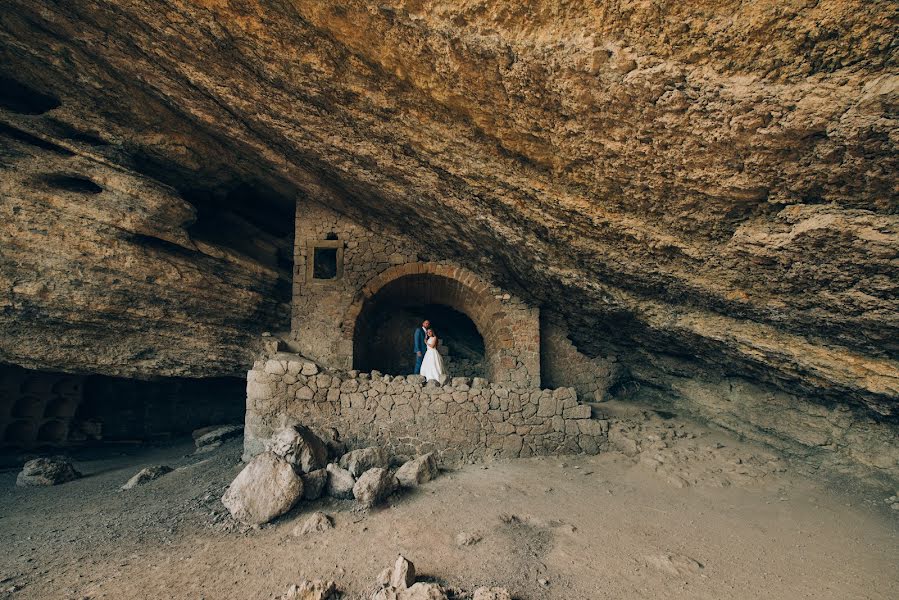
[626,357,899,484]
[0,365,244,450]
[0,1,895,479]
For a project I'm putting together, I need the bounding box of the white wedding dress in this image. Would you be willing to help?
[419,336,446,381]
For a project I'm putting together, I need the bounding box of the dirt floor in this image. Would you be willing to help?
[1,408,897,600]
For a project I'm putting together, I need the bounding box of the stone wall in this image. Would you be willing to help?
[540,318,622,403]
[244,354,607,467]
[291,198,540,386]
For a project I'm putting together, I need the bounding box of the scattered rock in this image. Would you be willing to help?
[221,452,303,525]
[644,553,704,576]
[267,425,329,474]
[277,579,338,600]
[293,511,333,536]
[16,457,81,487]
[372,583,447,600]
[390,555,415,589]
[195,425,243,452]
[301,468,328,500]
[372,556,447,600]
[325,463,356,499]
[473,587,512,600]
[455,531,482,547]
[353,468,397,508]
[120,465,172,490]
[339,447,389,477]
[395,453,439,488]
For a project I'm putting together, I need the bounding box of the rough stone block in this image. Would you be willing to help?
[563,404,592,419]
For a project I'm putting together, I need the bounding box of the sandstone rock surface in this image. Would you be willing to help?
[16,457,81,487]
[0,0,897,478]
[221,452,302,525]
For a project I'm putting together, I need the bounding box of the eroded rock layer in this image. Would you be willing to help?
[0,3,896,432]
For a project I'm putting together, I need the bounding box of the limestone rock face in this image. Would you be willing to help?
[16,457,81,486]
[221,452,303,525]
[0,2,896,430]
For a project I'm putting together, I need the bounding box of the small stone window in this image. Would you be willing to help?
[306,240,344,282]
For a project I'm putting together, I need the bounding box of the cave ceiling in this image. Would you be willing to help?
[0,1,896,415]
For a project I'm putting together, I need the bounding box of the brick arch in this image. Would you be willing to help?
[341,263,539,385]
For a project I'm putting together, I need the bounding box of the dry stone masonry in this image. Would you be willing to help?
[291,199,540,387]
[244,354,606,467]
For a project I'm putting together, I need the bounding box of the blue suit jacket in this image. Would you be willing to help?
[413,327,427,354]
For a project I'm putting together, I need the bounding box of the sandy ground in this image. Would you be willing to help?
[0,410,897,600]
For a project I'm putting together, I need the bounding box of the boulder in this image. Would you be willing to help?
[325,463,356,499]
[339,447,389,477]
[16,457,81,486]
[473,588,512,600]
[301,468,328,500]
[120,465,172,490]
[293,511,333,536]
[353,467,397,508]
[278,580,338,600]
[221,452,303,525]
[266,425,328,473]
[394,453,438,488]
[195,424,243,451]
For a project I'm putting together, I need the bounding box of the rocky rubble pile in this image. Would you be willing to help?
[606,405,788,488]
[276,555,512,600]
[222,424,440,525]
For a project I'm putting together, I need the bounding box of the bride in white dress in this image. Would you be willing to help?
[419,328,447,381]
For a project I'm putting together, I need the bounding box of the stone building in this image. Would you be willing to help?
[243,196,618,464]
[289,198,541,387]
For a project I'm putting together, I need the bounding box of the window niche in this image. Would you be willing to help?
[306,239,344,282]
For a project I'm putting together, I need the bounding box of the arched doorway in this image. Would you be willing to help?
[355,302,486,378]
[341,263,540,386]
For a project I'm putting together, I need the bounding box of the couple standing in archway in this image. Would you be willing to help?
[413,319,446,381]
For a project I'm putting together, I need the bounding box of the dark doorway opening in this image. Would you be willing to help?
[355,303,486,378]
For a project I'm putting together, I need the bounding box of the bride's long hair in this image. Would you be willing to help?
[426,328,438,347]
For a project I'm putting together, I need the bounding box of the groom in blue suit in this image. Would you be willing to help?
[413,319,430,375]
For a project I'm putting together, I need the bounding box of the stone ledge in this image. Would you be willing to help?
[244,358,605,467]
